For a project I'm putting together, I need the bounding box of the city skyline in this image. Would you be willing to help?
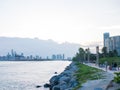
[0,0,120,45]
[0,49,67,60]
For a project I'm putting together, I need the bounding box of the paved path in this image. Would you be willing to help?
[79,63,120,90]
[85,63,120,74]
[80,73,113,90]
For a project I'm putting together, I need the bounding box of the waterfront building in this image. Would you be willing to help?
[104,33,110,48]
[52,54,57,60]
[52,54,65,60]
[62,54,65,60]
[104,33,120,56]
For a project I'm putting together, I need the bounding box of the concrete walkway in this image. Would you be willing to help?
[79,63,120,90]
[85,63,120,74]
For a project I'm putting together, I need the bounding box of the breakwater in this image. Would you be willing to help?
[48,62,115,90]
[49,62,78,90]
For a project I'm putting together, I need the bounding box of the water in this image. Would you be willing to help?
[0,61,71,90]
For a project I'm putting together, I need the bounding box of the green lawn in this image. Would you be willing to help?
[73,62,104,90]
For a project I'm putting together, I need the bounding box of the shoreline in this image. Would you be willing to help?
[48,61,115,90]
[0,59,71,61]
[48,61,78,90]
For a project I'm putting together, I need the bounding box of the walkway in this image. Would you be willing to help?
[85,63,120,74]
[79,63,120,90]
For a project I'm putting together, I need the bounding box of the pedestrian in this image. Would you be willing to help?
[114,63,117,71]
[105,61,108,71]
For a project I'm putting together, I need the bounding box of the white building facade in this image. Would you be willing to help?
[104,33,120,56]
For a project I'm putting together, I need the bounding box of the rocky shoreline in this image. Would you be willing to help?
[46,62,115,90]
[48,61,78,90]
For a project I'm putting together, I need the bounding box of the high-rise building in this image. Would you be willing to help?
[103,33,120,56]
[103,32,110,47]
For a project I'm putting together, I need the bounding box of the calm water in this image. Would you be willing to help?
[0,61,71,90]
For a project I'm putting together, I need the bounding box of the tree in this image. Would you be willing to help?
[108,50,118,57]
[102,47,108,57]
[90,54,96,62]
[78,48,85,63]
[113,50,118,57]
[85,48,90,63]
[109,51,114,57]
[84,49,88,61]
[72,47,85,63]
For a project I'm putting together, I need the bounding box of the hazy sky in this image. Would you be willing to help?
[0,0,120,45]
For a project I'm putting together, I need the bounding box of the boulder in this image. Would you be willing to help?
[59,76,70,83]
[50,75,59,85]
[54,72,58,74]
[36,85,42,88]
[49,62,79,90]
[59,81,68,90]
[52,85,60,90]
[44,83,51,88]
[69,78,78,88]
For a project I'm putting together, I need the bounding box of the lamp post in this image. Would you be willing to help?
[87,48,90,63]
[96,46,99,66]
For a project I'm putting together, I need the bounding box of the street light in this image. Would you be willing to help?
[96,46,99,66]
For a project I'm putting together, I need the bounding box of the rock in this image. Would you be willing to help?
[50,75,59,86]
[59,81,68,90]
[36,85,42,88]
[94,88,103,90]
[52,85,60,90]
[54,72,58,74]
[69,77,78,88]
[59,76,70,83]
[44,83,51,88]
[62,70,72,77]
[65,88,73,90]
[49,62,78,90]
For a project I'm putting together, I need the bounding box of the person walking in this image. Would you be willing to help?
[105,61,108,71]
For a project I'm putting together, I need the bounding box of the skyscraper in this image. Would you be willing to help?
[103,32,110,47]
[103,33,120,56]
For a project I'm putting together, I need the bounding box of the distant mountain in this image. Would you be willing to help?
[0,37,81,59]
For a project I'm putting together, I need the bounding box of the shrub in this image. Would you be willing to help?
[114,72,120,83]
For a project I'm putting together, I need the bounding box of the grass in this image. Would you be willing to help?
[73,62,105,90]
[99,57,120,65]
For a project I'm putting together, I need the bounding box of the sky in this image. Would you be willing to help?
[0,0,120,46]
